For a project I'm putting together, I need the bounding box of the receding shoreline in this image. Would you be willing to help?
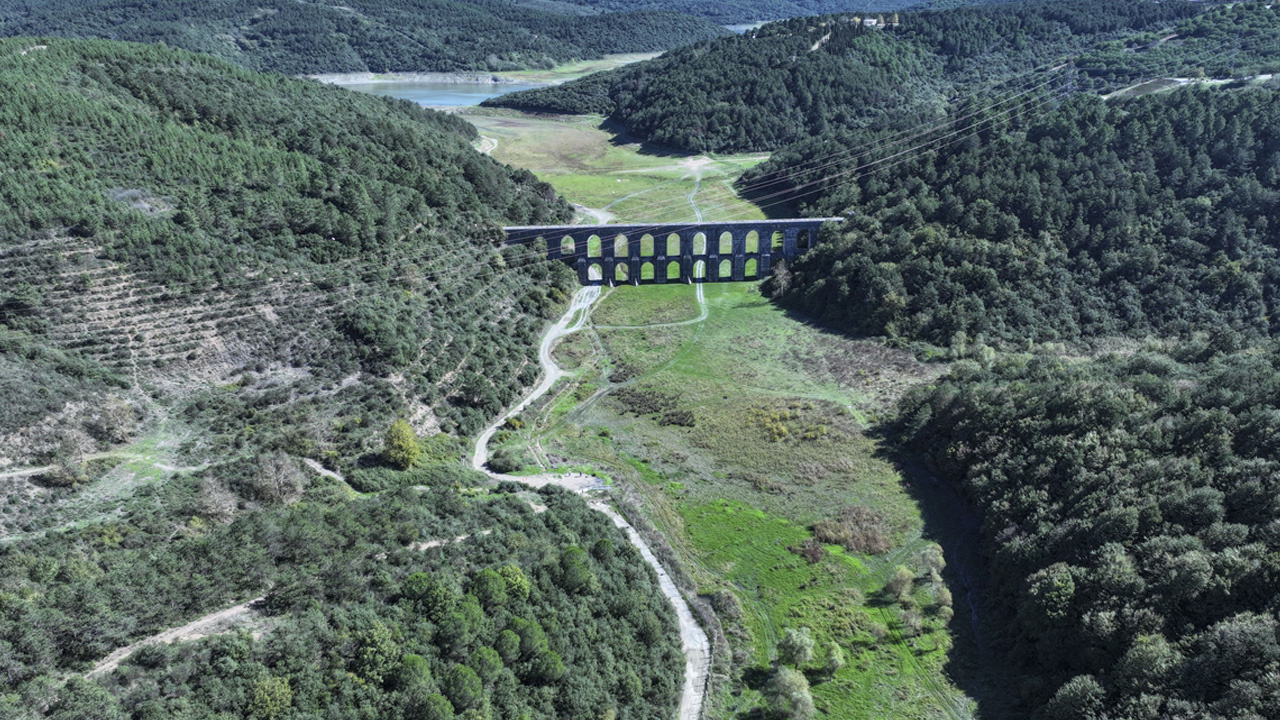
[308,51,661,88]
[308,71,541,86]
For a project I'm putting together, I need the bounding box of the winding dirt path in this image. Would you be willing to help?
[471,286,599,476]
[88,596,266,677]
[594,502,710,720]
[472,286,710,720]
[686,178,704,222]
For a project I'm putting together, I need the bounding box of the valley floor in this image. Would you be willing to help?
[466,107,985,719]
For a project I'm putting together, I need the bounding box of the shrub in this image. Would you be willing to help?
[812,505,893,554]
[763,666,815,720]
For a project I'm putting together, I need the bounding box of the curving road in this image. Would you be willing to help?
[472,286,711,720]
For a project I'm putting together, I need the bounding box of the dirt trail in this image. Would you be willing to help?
[88,596,266,677]
[574,203,616,225]
[472,285,599,474]
[472,286,710,720]
[686,179,704,222]
[412,529,492,550]
[0,465,53,480]
[594,502,711,720]
[302,457,345,483]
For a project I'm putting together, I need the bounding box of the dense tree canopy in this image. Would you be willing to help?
[897,343,1280,719]
[0,0,728,75]
[546,0,927,25]
[768,84,1280,348]
[0,474,684,720]
[488,0,1251,153]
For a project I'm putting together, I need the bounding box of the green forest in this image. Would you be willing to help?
[7,1,1280,719]
[0,37,692,720]
[0,0,726,75]
[896,344,1280,719]
[489,0,1280,154]
[0,473,683,720]
[0,36,581,477]
[542,0,927,25]
[767,84,1280,347]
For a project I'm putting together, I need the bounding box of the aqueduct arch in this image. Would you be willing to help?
[503,218,844,286]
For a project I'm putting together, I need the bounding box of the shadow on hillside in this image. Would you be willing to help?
[881,450,1023,720]
[599,118,687,157]
[763,299,1025,719]
[736,181,809,220]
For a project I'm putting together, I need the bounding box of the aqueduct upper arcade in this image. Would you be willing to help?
[502,218,844,286]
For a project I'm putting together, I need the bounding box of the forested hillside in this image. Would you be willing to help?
[0,475,683,719]
[487,0,1228,152]
[897,345,1280,720]
[767,85,1280,347]
[0,37,685,720]
[0,37,576,477]
[0,0,726,75]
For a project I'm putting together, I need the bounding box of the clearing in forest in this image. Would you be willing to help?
[460,108,769,225]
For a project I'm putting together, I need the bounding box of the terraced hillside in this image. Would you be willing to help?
[0,38,575,478]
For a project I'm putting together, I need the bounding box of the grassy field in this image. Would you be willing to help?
[461,108,770,225]
[512,281,973,719]
[458,100,979,718]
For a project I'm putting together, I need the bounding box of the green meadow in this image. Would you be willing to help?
[462,108,769,225]
[463,104,974,719]
[512,281,971,719]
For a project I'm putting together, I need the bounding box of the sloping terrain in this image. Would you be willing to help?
[0,38,576,477]
[772,85,1280,347]
[537,0,926,25]
[0,0,727,74]
[0,36,689,720]
[491,0,1280,159]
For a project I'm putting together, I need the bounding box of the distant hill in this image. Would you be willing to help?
[0,0,728,75]
[487,0,1257,153]
[0,37,575,474]
[533,0,929,25]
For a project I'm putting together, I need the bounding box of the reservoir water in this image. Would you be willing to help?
[340,81,544,107]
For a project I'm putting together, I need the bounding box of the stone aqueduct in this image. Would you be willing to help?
[503,218,844,285]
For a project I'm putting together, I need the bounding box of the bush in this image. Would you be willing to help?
[812,505,893,554]
[487,446,529,474]
[763,666,815,720]
[347,464,483,493]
